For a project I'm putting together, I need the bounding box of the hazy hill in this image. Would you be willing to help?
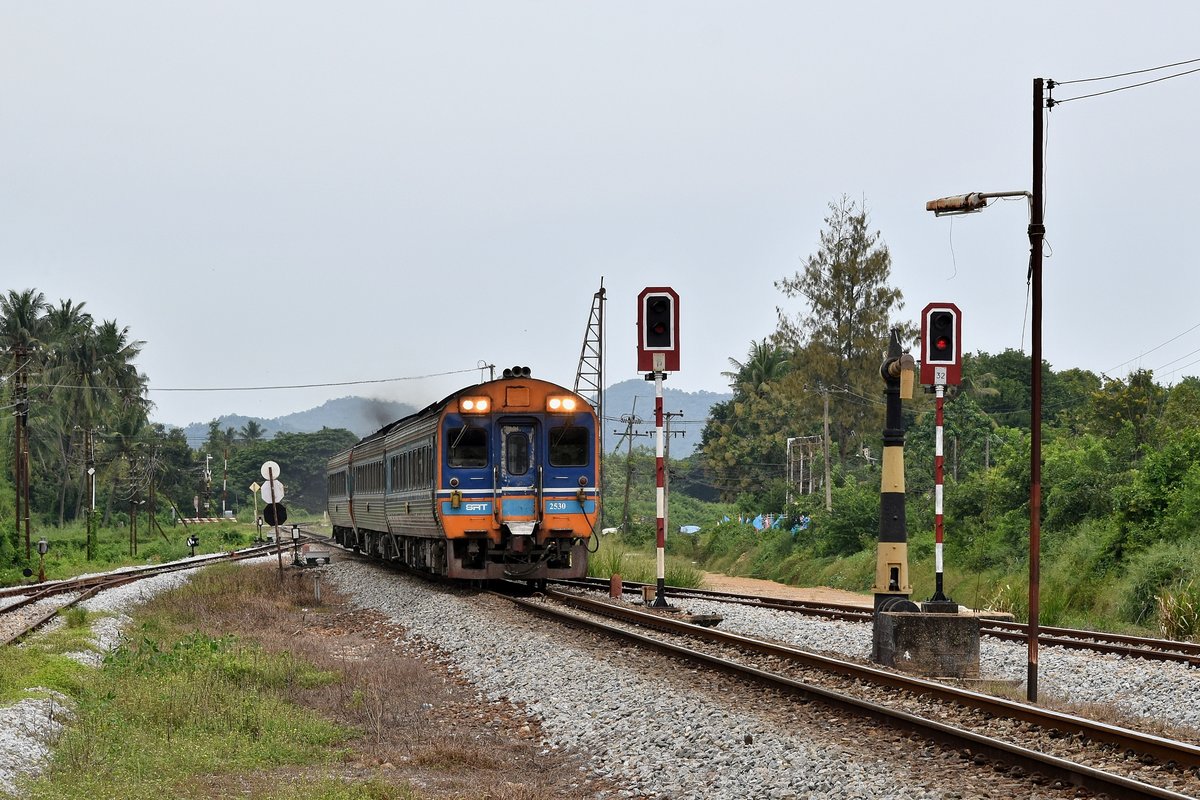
[601,379,731,456]
[175,384,731,457]
[178,396,419,445]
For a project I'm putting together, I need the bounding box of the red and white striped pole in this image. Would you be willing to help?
[931,384,950,603]
[651,370,670,607]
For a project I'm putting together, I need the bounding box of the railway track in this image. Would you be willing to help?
[0,536,315,647]
[558,576,1200,667]
[514,586,1200,799]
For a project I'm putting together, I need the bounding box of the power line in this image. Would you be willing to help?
[1055,57,1200,86]
[31,366,482,394]
[1104,320,1200,374]
[1051,65,1200,105]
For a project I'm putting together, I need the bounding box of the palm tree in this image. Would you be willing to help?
[42,300,95,525]
[722,339,791,397]
[0,289,50,557]
[239,420,266,444]
[0,289,50,369]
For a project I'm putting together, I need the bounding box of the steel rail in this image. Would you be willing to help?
[0,537,310,647]
[540,588,1200,770]
[557,577,1200,665]
[510,591,1196,800]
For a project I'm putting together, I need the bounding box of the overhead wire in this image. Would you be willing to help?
[1104,320,1200,375]
[1051,58,1200,105]
[30,366,482,394]
[1055,57,1200,85]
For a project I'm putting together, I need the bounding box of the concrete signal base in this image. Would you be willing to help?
[872,610,981,679]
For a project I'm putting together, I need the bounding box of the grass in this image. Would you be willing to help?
[7,562,600,800]
[587,535,704,588]
[0,518,260,587]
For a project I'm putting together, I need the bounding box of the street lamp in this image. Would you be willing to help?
[927,182,1044,703]
[925,191,1030,216]
[924,75,1049,705]
[923,82,1048,704]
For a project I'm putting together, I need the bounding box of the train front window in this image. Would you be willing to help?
[505,432,530,475]
[448,427,488,467]
[549,426,589,466]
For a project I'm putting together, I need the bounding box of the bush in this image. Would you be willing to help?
[1157,581,1200,641]
[1117,543,1198,626]
[1156,578,1195,642]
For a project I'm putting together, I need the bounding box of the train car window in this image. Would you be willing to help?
[549,426,589,466]
[505,432,530,475]
[448,427,489,467]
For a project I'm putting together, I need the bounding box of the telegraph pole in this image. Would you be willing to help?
[18,355,31,561]
[85,429,96,560]
[12,348,24,558]
[613,409,646,533]
[822,388,832,513]
[663,410,684,541]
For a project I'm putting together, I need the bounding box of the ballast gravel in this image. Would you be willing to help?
[325,561,945,800]
[3,556,1198,799]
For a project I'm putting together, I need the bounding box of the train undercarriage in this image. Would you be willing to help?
[331,525,588,583]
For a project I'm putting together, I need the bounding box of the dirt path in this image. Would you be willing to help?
[698,571,873,607]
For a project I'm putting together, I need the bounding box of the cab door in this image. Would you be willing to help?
[498,420,538,533]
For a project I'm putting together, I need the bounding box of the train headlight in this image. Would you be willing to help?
[460,397,490,413]
[546,396,578,413]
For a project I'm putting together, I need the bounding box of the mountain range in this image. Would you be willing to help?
[175,379,731,457]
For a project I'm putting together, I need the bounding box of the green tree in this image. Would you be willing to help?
[239,420,267,444]
[722,339,791,398]
[1157,376,1200,442]
[41,299,96,525]
[1088,369,1164,454]
[774,196,915,469]
[0,289,50,559]
[228,428,359,512]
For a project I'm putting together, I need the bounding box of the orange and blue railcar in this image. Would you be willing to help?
[326,367,598,581]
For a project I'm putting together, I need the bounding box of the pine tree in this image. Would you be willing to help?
[774,196,915,468]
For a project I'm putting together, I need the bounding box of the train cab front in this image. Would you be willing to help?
[437,375,598,582]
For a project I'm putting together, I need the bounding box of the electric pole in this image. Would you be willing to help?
[822,387,832,513]
[614,410,645,533]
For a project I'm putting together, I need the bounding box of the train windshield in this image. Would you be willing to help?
[548,426,589,466]
[447,427,488,467]
[505,431,530,475]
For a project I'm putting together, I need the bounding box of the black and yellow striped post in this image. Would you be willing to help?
[874,329,918,613]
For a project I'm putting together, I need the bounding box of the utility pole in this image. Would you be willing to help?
[85,429,96,560]
[663,410,684,538]
[12,346,24,559]
[222,447,228,516]
[203,454,213,517]
[822,387,832,513]
[614,409,645,533]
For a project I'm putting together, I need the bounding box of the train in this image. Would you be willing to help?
[325,367,599,582]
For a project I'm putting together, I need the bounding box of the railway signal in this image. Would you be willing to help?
[637,287,680,372]
[918,302,962,613]
[637,286,681,609]
[919,303,962,387]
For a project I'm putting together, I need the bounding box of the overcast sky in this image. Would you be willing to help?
[4,3,1199,429]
